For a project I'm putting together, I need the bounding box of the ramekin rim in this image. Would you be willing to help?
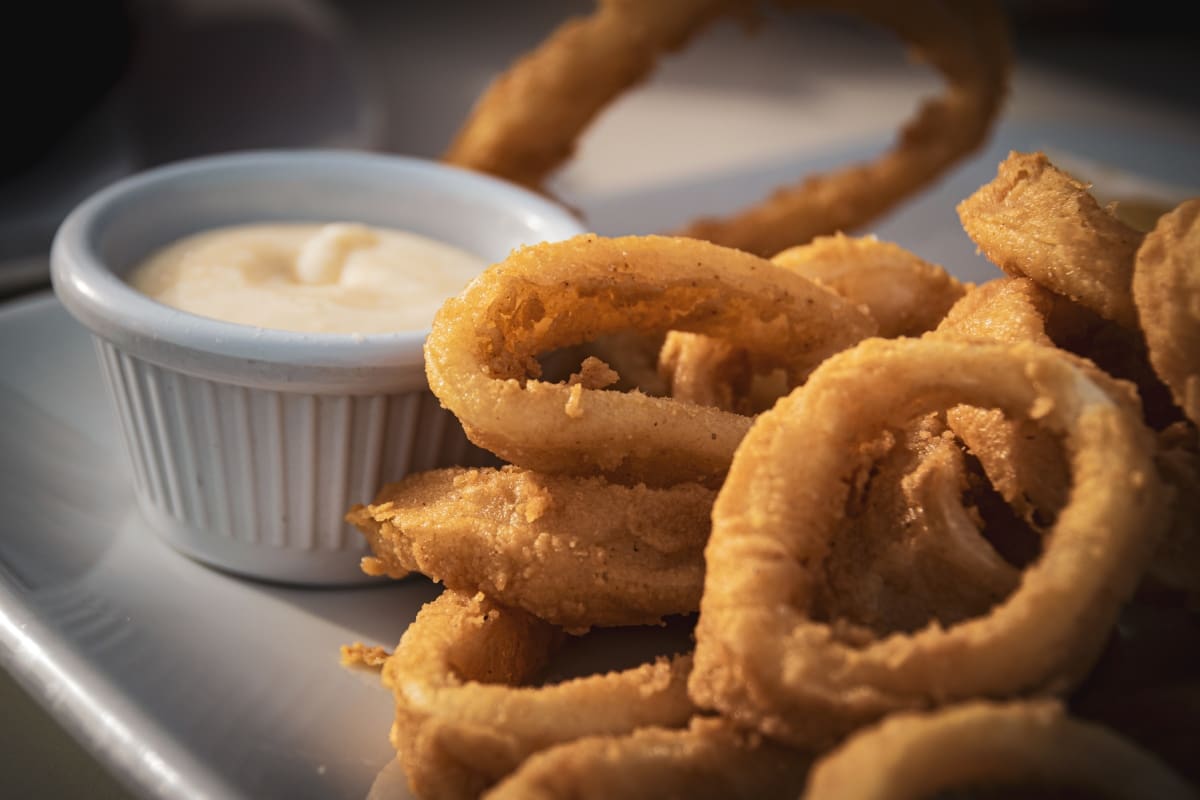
[49,148,585,369]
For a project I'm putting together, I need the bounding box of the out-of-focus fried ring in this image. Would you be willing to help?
[384,590,694,800]
[348,467,713,631]
[424,234,874,488]
[442,0,733,192]
[957,151,1144,329]
[1132,198,1200,426]
[484,717,811,800]
[691,338,1167,748]
[445,0,1010,259]
[674,0,1012,257]
[801,701,1196,800]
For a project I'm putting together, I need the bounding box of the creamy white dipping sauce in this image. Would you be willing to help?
[128,223,487,334]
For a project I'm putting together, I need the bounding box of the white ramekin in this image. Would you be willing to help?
[50,150,586,586]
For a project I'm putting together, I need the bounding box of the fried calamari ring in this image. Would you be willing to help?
[659,234,962,413]
[690,338,1167,748]
[957,151,1144,329]
[445,0,1010,258]
[348,467,713,630]
[425,234,874,487]
[484,718,810,800]
[1132,198,1200,425]
[801,701,1196,800]
[385,590,694,799]
[770,234,967,339]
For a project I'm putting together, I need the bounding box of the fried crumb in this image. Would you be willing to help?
[567,356,620,390]
[565,382,585,418]
[340,641,391,670]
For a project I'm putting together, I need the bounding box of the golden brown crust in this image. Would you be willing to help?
[802,701,1196,800]
[349,467,713,630]
[1132,198,1200,425]
[424,234,874,487]
[384,590,695,799]
[957,151,1145,329]
[484,717,810,800]
[690,338,1167,747]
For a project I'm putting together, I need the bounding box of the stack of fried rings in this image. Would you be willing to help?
[346,149,1200,796]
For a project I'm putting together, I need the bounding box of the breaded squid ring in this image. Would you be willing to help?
[484,717,810,800]
[384,590,694,800]
[801,701,1196,800]
[348,467,714,631]
[659,234,964,412]
[770,234,968,339]
[1132,198,1200,425]
[445,0,1010,258]
[424,234,875,488]
[957,151,1144,329]
[689,338,1167,748]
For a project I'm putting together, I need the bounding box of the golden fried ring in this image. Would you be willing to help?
[484,718,810,800]
[659,235,967,412]
[1132,198,1200,426]
[425,234,875,488]
[385,590,694,799]
[445,0,1010,258]
[957,151,1144,329]
[770,234,967,339]
[801,701,1196,800]
[690,338,1166,748]
[348,467,714,631]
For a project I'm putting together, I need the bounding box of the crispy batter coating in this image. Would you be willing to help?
[384,590,694,800]
[957,151,1144,329]
[934,278,1071,529]
[801,701,1196,800]
[424,234,874,487]
[690,338,1167,748]
[485,717,810,800]
[771,234,968,338]
[348,467,713,630]
[1132,198,1200,425]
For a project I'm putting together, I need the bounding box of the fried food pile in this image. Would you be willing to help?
[341,147,1200,798]
[339,2,1198,796]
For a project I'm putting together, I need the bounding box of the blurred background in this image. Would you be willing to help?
[1,1,1197,797]
[2,0,1197,299]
